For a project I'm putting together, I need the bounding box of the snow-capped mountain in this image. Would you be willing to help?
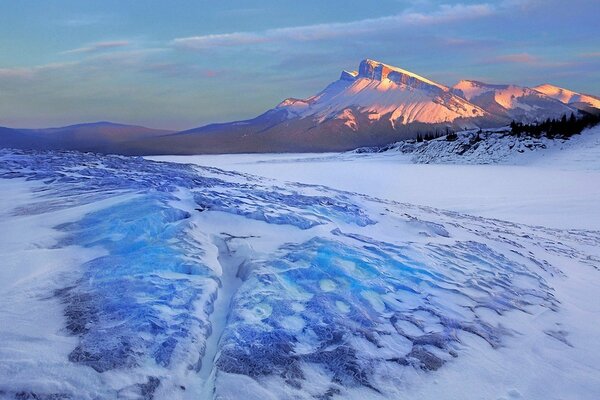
[452,80,577,122]
[1,59,598,154]
[276,59,492,129]
[120,59,596,154]
[534,83,600,112]
[120,60,514,154]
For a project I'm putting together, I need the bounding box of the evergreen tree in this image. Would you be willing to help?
[509,111,600,139]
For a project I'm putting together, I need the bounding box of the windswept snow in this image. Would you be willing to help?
[1,148,599,399]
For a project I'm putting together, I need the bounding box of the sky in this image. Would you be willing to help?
[0,0,599,130]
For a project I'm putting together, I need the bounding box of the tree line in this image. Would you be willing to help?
[416,127,453,142]
[412,110,600,144]
[509,111,600,139]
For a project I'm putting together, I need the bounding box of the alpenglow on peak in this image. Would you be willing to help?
[348,59,447,91]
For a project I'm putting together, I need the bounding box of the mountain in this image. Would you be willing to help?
[125,59,596,155]
[1,59,598,155]
[122,60,509,154]
[275,59,494,129]
[0,122,173,152]
[452,80,576,122]
[533,84,600,112]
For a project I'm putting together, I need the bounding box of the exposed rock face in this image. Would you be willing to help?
[340,70,358,81]
[357,59,445,92]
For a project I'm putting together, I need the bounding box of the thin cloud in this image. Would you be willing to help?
[487,53,575,69]
[0,68,34,80]
[0,62,77,80]
[174,32,268,50]
[494,53,539,64]
[0,48,165,82]
[173,3,497,50]
[579,52,600,58]
[62,41,131,55]
[58,15,108,27]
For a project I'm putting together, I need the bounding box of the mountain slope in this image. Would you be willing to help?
[126,59,597,155]
[534,84,600,112]
[452,80,576,122]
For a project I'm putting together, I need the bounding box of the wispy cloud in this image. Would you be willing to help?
[493,53,539,64]
[0,48,165,82]
[173,3,496,50]
[85,48,169,68]
[58,15,108,27]
[0,68,34,80]
[174,32,268,50]
[62,40,131,55]
[579,51,600,59]
[486,53,575,69]
[0,62,77,80]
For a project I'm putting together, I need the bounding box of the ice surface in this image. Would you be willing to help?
[152,125,600,230]
[0,148,599,399]
[213,231,560,397]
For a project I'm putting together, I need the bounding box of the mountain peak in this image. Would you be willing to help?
[534,83,600,109]
[534,83,579,99]
[340,70,358,81]
[355,59,447,91]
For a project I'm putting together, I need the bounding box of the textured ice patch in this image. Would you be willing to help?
[213,233,560,397]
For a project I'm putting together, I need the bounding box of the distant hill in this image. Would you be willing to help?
[0,122,173,153]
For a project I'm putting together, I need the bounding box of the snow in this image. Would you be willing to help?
[0,179,123,399]
[1,143,599,399]
[534,83,600,110]
[361,126,600,168]
[299,77,485,124]
[150,126,600,230]
[452,80,575,121]
[337,108,358,130]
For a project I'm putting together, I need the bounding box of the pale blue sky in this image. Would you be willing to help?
[0,0,598,129]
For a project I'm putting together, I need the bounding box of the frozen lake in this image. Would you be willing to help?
[149,152,600,230]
